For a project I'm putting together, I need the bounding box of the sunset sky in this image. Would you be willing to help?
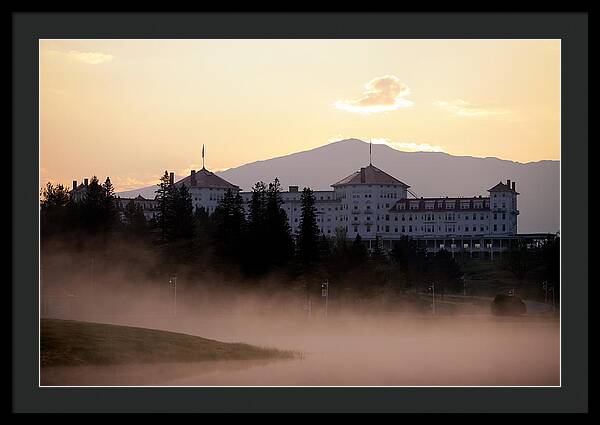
[40,39,560,191]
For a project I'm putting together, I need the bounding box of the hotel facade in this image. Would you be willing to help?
[74,162,539,257]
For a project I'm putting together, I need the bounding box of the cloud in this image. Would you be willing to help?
[433,99,510,118]
[371,138,446,153]
[110,176,159,191]
[67,50,115,65]
[334,75,413,114]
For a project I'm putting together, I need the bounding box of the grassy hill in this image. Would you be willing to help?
[41,319,295,367]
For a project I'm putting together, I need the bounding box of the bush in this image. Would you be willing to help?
[491,294,527,316]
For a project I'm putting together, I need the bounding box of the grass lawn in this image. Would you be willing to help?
[41,318,295,367]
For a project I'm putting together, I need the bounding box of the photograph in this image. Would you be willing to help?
[38,37,562,388]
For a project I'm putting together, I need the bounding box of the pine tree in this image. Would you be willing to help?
[102,177,118,227]
[265,178,293,266]
[248,181,267,235]
[155,171,172,241]
[124,200,147,235]
[80,176,116,234]
[245,181,268,274]
[40,182,71,210]
[297,187,319,266]
[213,189,247,264]
[40,182,72,237]
[350,233,368,264]
[171,184,195,239]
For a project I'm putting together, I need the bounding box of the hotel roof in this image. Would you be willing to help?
[488,181,519,194]
[331,164,410,188]
[176,167,239,190]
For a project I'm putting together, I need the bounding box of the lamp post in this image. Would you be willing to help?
[169,275,177,317]
[542,281,548,303]
[321,280,329,318]
[429,282,436,315]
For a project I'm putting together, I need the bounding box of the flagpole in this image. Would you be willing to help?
[202,144,205,169]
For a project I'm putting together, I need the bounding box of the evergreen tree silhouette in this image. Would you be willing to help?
[265,178,293,267]
[297,187,319,267]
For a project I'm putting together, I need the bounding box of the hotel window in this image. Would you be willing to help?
[402,226,405,232]
[409,225,412,232]
[395,228,398,232]
[502,213,506,220]
[494,213,497,220]
[494,224,497,231]
[385,225,390,232]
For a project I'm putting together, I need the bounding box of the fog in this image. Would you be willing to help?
[41,268,559,386]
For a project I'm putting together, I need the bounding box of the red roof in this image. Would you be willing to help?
[488,182,519,194]
[332,164,410,187]
[176,167,239,190]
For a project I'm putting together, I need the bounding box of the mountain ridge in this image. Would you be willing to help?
[117,139,559,233]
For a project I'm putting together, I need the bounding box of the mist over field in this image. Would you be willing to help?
[41,240,559,387]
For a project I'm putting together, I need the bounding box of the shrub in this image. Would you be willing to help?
[491,294,527,316]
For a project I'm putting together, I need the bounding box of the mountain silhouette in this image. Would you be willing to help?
[117,139,559,233]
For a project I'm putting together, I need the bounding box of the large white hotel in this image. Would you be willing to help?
[79,157,531,258]
[69,144,550,259]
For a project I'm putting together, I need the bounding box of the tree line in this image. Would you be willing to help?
[40,174,559,302]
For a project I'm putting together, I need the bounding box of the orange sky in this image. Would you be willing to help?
[40,39,560,191]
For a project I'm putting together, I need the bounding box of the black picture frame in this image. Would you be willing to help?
[12,12,588,413]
